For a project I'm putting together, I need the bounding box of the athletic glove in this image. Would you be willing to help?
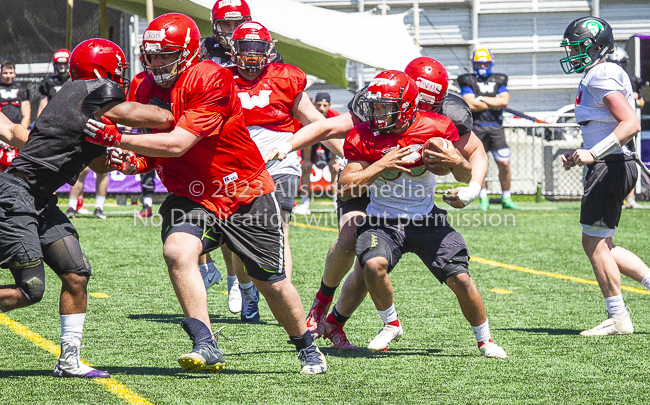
[85,116,122,147]
[107,147,139,175]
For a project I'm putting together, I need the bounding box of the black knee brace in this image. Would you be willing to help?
[10,262,46,303]
[43,236,92,276]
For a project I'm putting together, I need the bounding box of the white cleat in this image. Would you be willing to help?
[227,277,242,314]
[580,310,634,336]
[368,323,403,352]
[293,203,311,216]
[53,340,110,378]
[479,341,508,359]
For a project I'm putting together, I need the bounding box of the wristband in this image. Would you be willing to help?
[474,96,484,102]
[589,133,620,160]
[278,141,293,155]
[456,181,481,206]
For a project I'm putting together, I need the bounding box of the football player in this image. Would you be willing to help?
[197,0,282,314]
[457,48,518,210]
[0,39,174,378]
[0,61,31,129]
[87,13,327,375]
[222,21,342,323]
[336,70,505,357]
[265,57,488,349]
[560,16,650,335]
[37,49,72,117]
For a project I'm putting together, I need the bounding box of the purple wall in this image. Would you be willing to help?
[56,171,168,193]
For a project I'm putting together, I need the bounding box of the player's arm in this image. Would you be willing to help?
[37,96,48,117]
[462,93,489,112]
[338,147,413,201]
[291,91,344,157]
[442,132,487,208]
[97,101,175,131]
[634,92,645,109]
[482,91,509,110]
[20,100,31,129]
[0,112,29,149]
[265,112,357,162]
[87,154,112,174]
[117,126,200,158]
[571,91,641,167]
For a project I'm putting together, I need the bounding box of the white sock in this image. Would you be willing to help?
[479,188,488,199]
[95,196,106,210]
[143,196,153,207]
[641,273,650,291]
[502,190,511,199]
[377,304,398,324]
[605,294,626,315]
[68,198,78,209]
[300,196,309,205]
[240,281,254,293]
[60,313,86,345]
[471,319,491,343]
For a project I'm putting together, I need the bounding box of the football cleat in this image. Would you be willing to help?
[293,203,311,216]
[478,340,508,358]
[298,344,327,375]
[53,340,110,378]
[66,207,76,219]
[479,197,489,211]
[580,310,634,336]
[323,321,358,351]
[368,323,403,352]
[137,205,153,218]
[501,197,520,210]
[199,262,222,291]
[306,296,331,338]
[228,277,242,314]
[178,337,226,373]
[240,286,260,323]
[93,207,107,219]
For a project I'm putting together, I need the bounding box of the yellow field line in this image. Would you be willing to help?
[0,314,154,405]
[292,221,650,295]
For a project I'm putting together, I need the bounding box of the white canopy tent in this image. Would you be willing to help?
[89,0,421,87]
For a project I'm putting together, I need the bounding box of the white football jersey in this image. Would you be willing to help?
[366,171,437,219]
[247,126,301,176]
[574,62,635,151]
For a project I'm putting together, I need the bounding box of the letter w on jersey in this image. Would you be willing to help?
[476,82,496,94]
[238,90,272,109]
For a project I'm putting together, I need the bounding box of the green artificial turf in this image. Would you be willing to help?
[1,199,650,404]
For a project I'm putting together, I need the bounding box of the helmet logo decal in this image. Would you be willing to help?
[415,78,442,94]
[224,11,243,19]
[585,20,604,37]
[143,29,166,42]
[219,0,242,6]
[369,78,392,86]
[53,52,69,61]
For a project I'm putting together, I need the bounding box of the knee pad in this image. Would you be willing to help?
[10,262,46,303]
[492,148,510,162]
[43,236,92,276]
[355,232,395,271]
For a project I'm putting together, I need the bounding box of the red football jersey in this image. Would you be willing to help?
[326,108,340,118]
[133,61,274,218]
[228,63,307,132]
[344,112,459,165]
[127,71,148,102]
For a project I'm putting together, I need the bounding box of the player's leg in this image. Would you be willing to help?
[224,193,326,374]
[159,195,225,372]
[136,171,155,218]
[294,147,313,215]
[67,167,89,218]
[306,195,369,337]
[327,152,339,207]
[609,240,650,285]
[220,245,244,314]
[579,160,635,336]
[93,172,109,219]
[356,223,404,352]
[198,252,223,292]
[271,174,299,282]
[491,127,519,209]
[475,127,492,211]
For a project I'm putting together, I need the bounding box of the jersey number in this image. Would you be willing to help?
[238,90,272,109]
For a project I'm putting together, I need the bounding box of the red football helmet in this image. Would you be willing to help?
[360,70,419,132]
[211,0,252,48]
[405,57,448,113]
[52,48,71,76]
[70,39,129,89]
[140,13,200,84]
[231,21,274,72]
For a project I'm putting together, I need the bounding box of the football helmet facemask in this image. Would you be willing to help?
[211,0,252,48]
[405,57,449,113]
[231,22,274,73]
[560,16,614,74]
[140,13,200,85]
[70,39,129,90]
[359,70,419,132]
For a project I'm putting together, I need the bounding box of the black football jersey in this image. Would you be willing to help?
[629,74,643,94]
[0,82,29,124]
[348,87,472,137]
[199,36,283,67]
[10,78,125,199]
[457,73,508,126]
[38,74,71,100]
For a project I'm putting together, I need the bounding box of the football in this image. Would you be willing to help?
[422,137,453,175]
